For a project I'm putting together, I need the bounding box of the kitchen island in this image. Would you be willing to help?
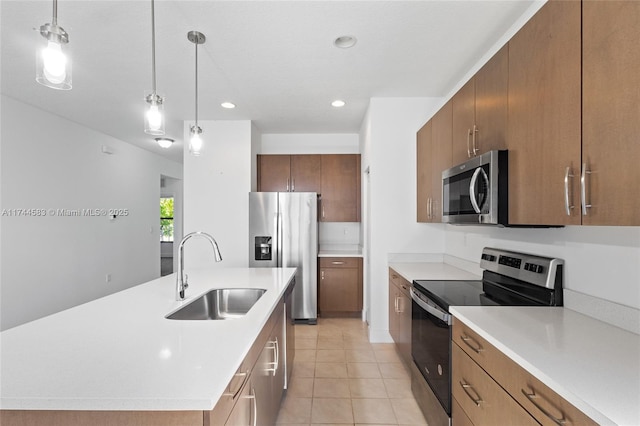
[0,267,296,424]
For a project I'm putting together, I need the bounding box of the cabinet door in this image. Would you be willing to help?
[397,291,411,366]
[320,267,359,312]
[475,45,508,156]
[320,154,360,222]
[225,380,255,426]
[290,155,321,193]
[416,121,432,222]
[452,79,476,166]
[431,101,453,222]
[257,155,291,192]
[388,280,400,344]
[507,0,581,225]
[582,0,640,226]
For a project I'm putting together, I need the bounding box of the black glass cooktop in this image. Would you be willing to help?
[413,280,499,310]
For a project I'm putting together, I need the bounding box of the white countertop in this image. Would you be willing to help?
[318,248,363,257]
[388,262,481,282]
[0,267,296,411]
[450,306,640,426]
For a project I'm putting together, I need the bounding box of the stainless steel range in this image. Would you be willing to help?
[410,247,564,426]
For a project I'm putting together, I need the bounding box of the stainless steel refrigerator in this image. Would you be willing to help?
[249,192,318,323]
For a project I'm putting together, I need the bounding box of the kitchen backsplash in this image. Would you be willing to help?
[319,222,361,246]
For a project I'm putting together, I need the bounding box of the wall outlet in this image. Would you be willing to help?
[105,274,111,283]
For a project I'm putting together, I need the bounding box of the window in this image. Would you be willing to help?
[160,197,174,242]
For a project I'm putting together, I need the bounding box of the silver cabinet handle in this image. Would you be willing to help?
[427,197,433,220]
[331,261,345,265]
[322,206,325,218]
[286,178,290,192]
[223,370,250,399]
[467,128,472,158]
[266,339,279,374]
[472,125,479,155]
[580,163,592,215]
[321,270,324,280]
[244,388,257,426]
[291,179,295,192]
[564,167,575,216]
[460,381,483,407]
[521,388,567,425]
[460,334,484,354]
[394,295,399,313]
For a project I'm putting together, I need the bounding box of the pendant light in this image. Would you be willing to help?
[188,31,206,156]
[144,0,165,135]
[36,0,72,90]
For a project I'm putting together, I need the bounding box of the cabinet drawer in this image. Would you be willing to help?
[452,343,539,426]
[319,257,359,269]
[452,318,597,426]
[388,268,411,297]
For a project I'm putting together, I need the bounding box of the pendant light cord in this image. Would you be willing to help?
[52,0,58,26]
[194,39,199,126]
[151,0,157,95]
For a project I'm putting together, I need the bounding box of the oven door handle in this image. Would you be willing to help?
[410,288,451,325]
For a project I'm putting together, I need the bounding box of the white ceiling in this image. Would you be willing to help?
[1,1,535,163]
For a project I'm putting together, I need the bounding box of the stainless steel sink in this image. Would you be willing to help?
[166,288,266,320]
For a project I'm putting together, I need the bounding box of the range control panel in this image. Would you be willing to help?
[479,247,563,289]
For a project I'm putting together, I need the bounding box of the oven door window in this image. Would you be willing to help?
[411,298,451,415]
[443,164,490,216]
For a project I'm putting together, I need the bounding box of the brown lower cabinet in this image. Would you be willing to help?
[388,268,411,366]
[318,257,363,317]
[452,317,597,426]
[1,289,295,426]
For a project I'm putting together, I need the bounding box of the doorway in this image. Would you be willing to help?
[161,175,182,277]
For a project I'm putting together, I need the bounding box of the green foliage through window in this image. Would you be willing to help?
[160,197,174,242]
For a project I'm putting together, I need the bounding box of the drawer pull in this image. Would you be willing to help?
[461,333,484,353]
[331,261,345,265]
[392,274,398,279]
[460,381,483,407]
[522,388,567,425]
[223,370,250,399]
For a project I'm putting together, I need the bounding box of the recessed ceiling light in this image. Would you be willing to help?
[221,102,236,109]
[331,100,346,108]
[334,35,357,49]
[155,137,174,149]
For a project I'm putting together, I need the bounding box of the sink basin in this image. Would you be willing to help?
[166,288,266,320]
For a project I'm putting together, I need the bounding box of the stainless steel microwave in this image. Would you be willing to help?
[442,150,508,225]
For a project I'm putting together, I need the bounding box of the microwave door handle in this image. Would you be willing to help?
[469,167,484,214]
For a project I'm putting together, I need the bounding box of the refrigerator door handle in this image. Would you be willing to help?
[276,211,283,266]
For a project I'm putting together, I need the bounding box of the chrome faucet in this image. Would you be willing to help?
[176,231,222,301]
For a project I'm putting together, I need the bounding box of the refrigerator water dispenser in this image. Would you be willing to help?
[255,236,272,260]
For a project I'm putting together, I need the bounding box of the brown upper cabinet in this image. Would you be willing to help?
[320,154,361,222]
[417,101,452,223]
[582,0,640,226]
[257,154,321,193]
[451,46,508,166]
[507,0,582,226]
[416,120,432,222]
[257,153,361,222]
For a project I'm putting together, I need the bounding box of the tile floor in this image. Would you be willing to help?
[276,318,428,425]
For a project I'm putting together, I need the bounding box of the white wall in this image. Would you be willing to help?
[261,133,359,154]
[360,97,446,342]
[445,227,640,309]
[183,120,253,269]
[0,95,182,330]
[161,176,183,272]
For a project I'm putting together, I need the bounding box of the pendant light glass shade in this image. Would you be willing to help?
[189,125,203,156]
[188,31,206,156]
[36,0,72,90]
[145,0,165,135]
[155,137,174,149]
[145,93,165,135]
